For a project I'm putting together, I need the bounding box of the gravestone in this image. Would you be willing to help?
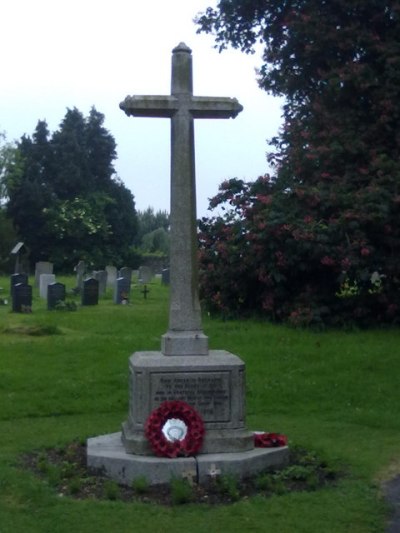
[93,270,107,296]
[138,265,153,284]
[35,261,53,287]
[81,278,99,306]
[10,273,28,297]
[161,268,170,285]
[10,242,26,274]
[47,282,66,310]
[74,260,86,291]
[87,43,288,486]
[114,277,131,304]
[106,265,117,288]
[119,267,132,286]
[12,282,32,312]
[39,273,56,299]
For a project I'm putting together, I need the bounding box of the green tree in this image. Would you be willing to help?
[0,207,19,273]
[4,108,138,270]
[135,207,170,254]
[196,1,400,326]
[0,133,20,272]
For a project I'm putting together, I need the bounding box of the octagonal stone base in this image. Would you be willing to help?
[87,432,289,486]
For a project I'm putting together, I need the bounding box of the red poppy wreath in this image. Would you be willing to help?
[254,432,288,448]
[145,400,205,458]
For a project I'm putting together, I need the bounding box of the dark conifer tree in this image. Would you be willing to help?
[4,108,138,269]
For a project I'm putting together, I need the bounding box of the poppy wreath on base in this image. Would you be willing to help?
[254,432,288,448]
[145,400,205,458]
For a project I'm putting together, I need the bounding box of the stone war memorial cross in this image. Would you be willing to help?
[120,42,242,356]
[87,43,288,486]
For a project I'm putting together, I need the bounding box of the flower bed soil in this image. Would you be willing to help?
[21,440,340,506]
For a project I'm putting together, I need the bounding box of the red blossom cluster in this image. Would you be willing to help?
[197,2,400,328]
[144,401,205,458]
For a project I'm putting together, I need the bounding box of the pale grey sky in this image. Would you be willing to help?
[1,0,283,217]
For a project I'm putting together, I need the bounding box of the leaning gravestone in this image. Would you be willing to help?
[74,260,86,291]
[47,282,66,310]
[12,282,32,312]
[10,273,28,297]
[161,268,170,285]
[39,273,56,299]
[35,261,53,287]
[114,276,131,304]
[81,278,99,306]
[10,242,26,274]
[138,265,153,284]
[105,265,117,288]
[93,270,107,296]
[87,43,288,486]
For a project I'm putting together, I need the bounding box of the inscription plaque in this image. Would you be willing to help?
[150,372,230,422]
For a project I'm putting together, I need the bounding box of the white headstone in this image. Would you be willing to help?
[39,273,56,299]
[35,261,53,287]
[106,265,117,287]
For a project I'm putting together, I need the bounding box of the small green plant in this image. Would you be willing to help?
[216,474,240,501]
[103,480,120,501]
[280,464,314,481]
[67,477,83,495]
[170,477,193,505]
[131,476,149,494]
[55,300,77,311]
[37,454,50,474]
[46,464,62,488]
[60,460,78,479]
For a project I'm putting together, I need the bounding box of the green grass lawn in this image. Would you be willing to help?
[0,275,399,532]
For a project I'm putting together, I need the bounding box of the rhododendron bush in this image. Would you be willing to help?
[197,1,400,326]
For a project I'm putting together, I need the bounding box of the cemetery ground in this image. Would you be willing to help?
[0,276,399,532]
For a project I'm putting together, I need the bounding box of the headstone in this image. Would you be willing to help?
[82,278,99,306]
[10,273,28,297]
[119,267,132,285]
[114,277,131,304]
[105,265,117,288]
[138,266,153,284]
[12,282,32,312]
[161,268,170,285]
[39,273,56,299]
[74,260,86,291]
[93,270,107,296]
[10,242,26,273]
[47,282,66,310]
[88,43,288,486]
[35,261,53,287]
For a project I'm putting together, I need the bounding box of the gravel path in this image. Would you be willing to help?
[384,475,400,533]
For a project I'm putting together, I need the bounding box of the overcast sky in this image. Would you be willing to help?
[1,0,283,217]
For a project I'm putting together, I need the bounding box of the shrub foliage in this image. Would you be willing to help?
[197,1,400,326]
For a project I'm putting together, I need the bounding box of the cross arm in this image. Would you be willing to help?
[120,95,178,118]
[190,96,243,119]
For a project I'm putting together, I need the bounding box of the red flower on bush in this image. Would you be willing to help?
[145,400,205,458]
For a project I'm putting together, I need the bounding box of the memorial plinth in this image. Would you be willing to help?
[87,43,288,486]
[121,351,254,455]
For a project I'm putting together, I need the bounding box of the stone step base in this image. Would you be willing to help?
[87,432,289,486]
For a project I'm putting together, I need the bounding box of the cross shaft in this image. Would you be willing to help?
[120,43,243,355]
